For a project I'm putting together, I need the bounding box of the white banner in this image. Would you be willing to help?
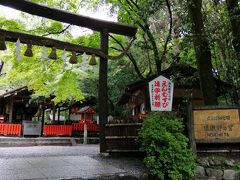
[149,75,174,111]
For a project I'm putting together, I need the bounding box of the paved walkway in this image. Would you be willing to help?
[0,145,147,180]
[0,155,126,180]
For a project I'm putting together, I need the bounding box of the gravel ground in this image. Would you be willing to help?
[0,145,148,178]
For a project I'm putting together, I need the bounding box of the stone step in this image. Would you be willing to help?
[0,137,75,147]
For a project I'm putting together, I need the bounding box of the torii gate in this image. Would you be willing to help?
[0,0,137,153]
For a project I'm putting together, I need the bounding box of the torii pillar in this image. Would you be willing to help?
[99,29,109,152]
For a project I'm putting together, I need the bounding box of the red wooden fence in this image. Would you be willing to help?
[72,123,84,131]
[43,125,72,136]
[72,122,99,132]
[0,124,22,136]
[0,123,99,137]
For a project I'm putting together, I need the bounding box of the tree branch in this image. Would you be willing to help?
[159,0,173,68]
[109,34,144,79]
[109,34,125,50]
[143,35,152,77]
[129,0,139,9]
[144,22,161,74]
[42,24,71,37]
[122,1,161,74]
[123,7,147,32]
[126,0,139,10]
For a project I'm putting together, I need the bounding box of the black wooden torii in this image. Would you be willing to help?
[0,0,137,153]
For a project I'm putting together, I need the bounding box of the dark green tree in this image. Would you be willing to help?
[187,0,218,105]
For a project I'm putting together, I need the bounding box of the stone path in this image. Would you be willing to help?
[0,145,147,180]
[0,155,126,180]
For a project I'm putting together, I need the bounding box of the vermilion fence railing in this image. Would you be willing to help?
[72,123,84,131]
[72,122,99,132]
[0,123,99,137]
[0,124,22,136]
[43,125,72,136]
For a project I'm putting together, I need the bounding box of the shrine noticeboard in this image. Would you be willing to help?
[149,75,174,111]
[193,108,240,141]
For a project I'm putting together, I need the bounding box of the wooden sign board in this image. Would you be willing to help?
[148,76,174,111]
[194,109,240,141]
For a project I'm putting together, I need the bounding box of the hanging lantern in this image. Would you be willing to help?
[48,47,57,59]
[0,36,6,50]
[69,51,77,64]
[89,54,97,65]
[24,44,33,57]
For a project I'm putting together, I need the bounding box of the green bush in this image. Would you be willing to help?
[138,112,196,180]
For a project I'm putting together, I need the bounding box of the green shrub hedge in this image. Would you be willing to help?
[138,112,196,180]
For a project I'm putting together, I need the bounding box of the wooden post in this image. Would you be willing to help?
[83,122,88,144]
[99,29,109,153]
[41,106,45,136]
[187,102,197,153]
[57,107,60,124]
[52,105,56,123]
[8,97,13,123]
[68,107,71,122]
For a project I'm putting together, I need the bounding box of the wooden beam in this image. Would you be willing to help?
[0,0,137,37]
[0,28,102,56]
[187,103,196,153]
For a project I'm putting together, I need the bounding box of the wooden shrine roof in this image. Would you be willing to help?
[0,86,28,99]
[79,106,96,114]
[118,63,232,105]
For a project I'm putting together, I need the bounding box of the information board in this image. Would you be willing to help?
[194,109,240,140]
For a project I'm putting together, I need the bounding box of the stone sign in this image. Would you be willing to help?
[194,109,240,140]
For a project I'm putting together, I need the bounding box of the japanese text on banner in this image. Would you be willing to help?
[149,76,174,111]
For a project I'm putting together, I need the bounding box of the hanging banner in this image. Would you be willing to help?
[149,75,174,111]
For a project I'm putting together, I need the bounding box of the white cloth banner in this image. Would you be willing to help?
[149,75,174,111]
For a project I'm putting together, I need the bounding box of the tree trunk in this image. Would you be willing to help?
[187,0,218,105]
[224,0,240,104]
[226,0,240,61]
[145,25,162,74]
